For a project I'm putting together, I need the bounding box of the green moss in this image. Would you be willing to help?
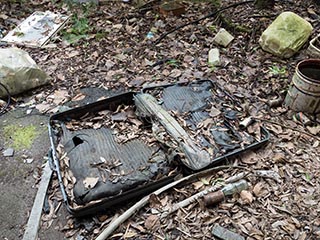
[220,14,252,33]
[3,124,38,150]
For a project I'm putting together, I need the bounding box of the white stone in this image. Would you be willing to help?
[208,48,220,66]
[3,148,14,157]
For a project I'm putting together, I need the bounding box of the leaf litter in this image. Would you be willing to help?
[1,0,320,239]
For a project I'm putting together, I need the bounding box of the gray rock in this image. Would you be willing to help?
[3,148,14,157]
[259,12,313,58]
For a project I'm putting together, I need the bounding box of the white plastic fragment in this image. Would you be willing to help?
[0,48,48,98]
[213,28,234,47]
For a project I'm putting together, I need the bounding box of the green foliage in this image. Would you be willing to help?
[208,25,217,32]
[166,59,180,67]
[62,1,98,45]
[269,65,287,76]
[305,173,311,181]
[63,14,90,44]
[4,0,26,3]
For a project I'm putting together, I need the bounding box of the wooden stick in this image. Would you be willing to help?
[134,93,210,170]
[95,165,234,240]
[22,161,52,240]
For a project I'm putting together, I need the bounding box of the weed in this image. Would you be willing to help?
[62,14,90,44]
[95,31,108,41]
[209,63,217,72]
[166,59,180,67]
[208,25,217,32]
[269,65,287,76]
[62,1,98,45]
[305,173,311,181]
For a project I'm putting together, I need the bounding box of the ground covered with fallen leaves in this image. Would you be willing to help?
[1,0,320,239]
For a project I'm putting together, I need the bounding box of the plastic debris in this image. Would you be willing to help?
[159,1,185,16]
[1,11,69,47]
[293,112,312,126]
[213,28,234,47]
[203,180,249,206]
[146,32,154,39]
[0,48,48,98]
[307,34,320,58]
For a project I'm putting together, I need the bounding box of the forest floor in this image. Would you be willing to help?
[1,0,320,239]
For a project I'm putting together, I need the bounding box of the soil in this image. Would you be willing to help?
[1,0,320,239]
[0,109,50,239]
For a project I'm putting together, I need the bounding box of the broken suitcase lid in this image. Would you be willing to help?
[48,80,269,217]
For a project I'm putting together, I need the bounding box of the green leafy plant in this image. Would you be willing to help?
[305,173,311,181]
[269,65,287,76]
[208,25,217,32]
[63,13,90,44]
[62,2,98,45]
[166,59,180,67]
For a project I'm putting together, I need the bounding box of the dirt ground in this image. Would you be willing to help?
[1,0,320,239]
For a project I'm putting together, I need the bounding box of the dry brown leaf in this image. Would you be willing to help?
[169,69,182,78]
[35,103,52,113]
[72,93,86,101]
[266,123,283,135]
[253,182,267,197]
[66,50,80,59]
[123,230,137,238]
[240,190,253,204]
[49,90,69,105]
[144,215,159,230]
[209,107,221,118]
[192,181,204,190]
[307,125,320,135]
[149,194,161,209]
[273,152,286,163]
[83,177,99,189]
[240,150,259,165]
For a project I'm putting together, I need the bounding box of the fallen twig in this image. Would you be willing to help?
[95,165,236,240]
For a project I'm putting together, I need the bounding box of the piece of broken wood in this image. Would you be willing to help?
[134,93,210,170]
[22,160,53,240]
